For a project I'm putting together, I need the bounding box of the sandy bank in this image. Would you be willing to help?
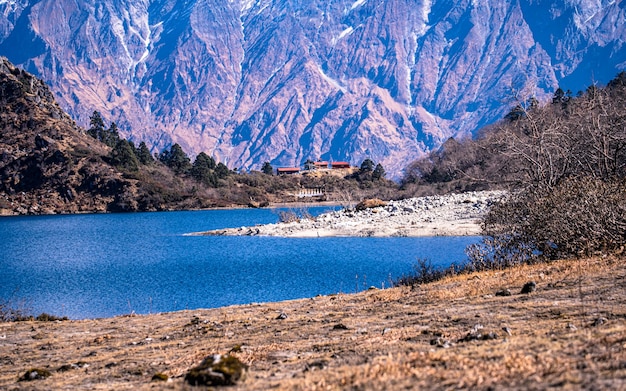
[188,191,507,237]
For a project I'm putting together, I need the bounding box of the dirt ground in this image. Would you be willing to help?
[1,256,625,390]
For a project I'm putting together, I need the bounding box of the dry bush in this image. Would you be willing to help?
[276,208,312,223]
[477,177,626,262]
[404,73,626,275]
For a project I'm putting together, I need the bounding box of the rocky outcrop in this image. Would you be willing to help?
[1,1,624,177]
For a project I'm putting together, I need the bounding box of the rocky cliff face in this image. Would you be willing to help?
[1,0,624,177]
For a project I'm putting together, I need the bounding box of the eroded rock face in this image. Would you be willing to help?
[1,0,624,177]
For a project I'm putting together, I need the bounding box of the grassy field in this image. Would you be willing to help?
[1,256,625,390]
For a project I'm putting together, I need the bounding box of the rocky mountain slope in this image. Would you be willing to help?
[0,57,236,215]
[0,57,131,214]
[1,0,624,177]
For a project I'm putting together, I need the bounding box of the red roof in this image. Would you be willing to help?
[277,167,300,173]
[313,161,329,167]
[331,162,350,168]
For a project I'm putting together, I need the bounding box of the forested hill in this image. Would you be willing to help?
[0,57,238,215]
[0,58,399,215]
[0,57,132,214]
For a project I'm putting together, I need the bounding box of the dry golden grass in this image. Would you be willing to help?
[1,256,625,390]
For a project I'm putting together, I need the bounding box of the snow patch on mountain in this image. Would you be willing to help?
[351,0,367,11]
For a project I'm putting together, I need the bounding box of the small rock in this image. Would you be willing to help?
[152,373,169,382]
[502,327,512,336]
[495,288,512,296]
[567,323,578,331]
[332,323,349,330]
[520,281,537,294]
[57,364,73,372]
[275,313,288,320]
[18,368,52,382]
[304,360,328,372]
[355,198,387,211]
[592,317,608,327]
[57,362,89,372]
[430,337,452,348]
[185,354,247,387]
[458,324,499,342]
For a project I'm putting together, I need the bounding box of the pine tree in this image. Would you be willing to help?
[360,158,375,172]
[215,162,230,179]
[166,144,192,175]
[261,161,273,175]
[87,111,105,140]
[110,139,139,172]
[372,163,386,180]
[136,142,154,165]
[103,122,121,148]
[191,152,218,186]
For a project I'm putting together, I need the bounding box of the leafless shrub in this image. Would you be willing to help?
[476,177,626,262]
[404,73,626,267]
[394,258,454,287]
[276,208,312,223]
[0,290,31,322]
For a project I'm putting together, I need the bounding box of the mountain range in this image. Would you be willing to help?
[1,0,624,177]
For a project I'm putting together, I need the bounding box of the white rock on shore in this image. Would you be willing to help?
[190,191,507,238]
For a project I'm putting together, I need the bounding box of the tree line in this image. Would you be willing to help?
[85,111,398,207]
[86,111,231,188]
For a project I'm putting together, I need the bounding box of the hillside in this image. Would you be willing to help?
[1,0,624,177]
[0,57,400,215]
[1,256,624,389]
[0,57,247,215]
[0,57,136,214]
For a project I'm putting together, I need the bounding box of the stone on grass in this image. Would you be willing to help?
[592,317,608,327]
[185,354,247,386]
[18,368,51,381]
[151,372,169,382]
[495,288,512,296]
[520,281,537,294]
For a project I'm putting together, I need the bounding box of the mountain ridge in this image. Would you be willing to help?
[1,0,624,177]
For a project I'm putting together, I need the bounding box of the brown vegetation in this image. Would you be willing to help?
[403,72,626,264]
[1,256,624,390]
[402,72,626,194]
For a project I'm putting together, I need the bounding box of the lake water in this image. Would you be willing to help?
[0,207,478,319]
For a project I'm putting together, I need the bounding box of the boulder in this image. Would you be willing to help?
[185,354,247,386]
[355,198,387,211]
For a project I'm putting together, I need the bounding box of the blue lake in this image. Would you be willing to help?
[0,207,478,319]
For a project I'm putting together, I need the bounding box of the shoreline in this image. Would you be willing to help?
[188,190,507,238]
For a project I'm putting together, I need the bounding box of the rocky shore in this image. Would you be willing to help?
[190,191,507,237]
